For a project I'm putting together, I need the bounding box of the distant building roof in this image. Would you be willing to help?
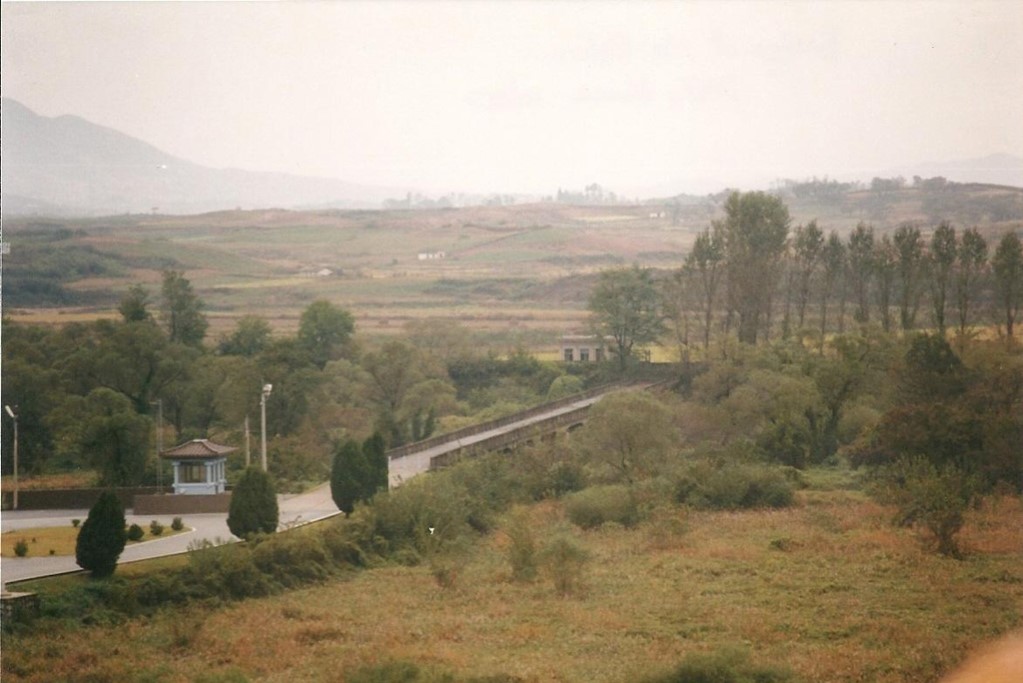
[160,439,237,460]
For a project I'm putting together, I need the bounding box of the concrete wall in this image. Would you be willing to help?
[1,487,171,511]
[133,493,232,515]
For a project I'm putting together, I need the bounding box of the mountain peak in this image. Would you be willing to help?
[1,98,387,215]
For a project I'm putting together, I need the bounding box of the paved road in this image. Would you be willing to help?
[388,393,602,487]
[0,483,341,587]
[1,386,630,587]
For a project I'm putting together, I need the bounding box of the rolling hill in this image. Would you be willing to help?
[0,98,397,216]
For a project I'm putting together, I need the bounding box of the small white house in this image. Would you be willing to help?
[160,439,235,495]
[560,335,608,363]
[417,251,446,261]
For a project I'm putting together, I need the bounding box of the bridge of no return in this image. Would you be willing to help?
[386,380,666,487]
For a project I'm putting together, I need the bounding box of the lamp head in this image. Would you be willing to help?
[4,405,14,419]
[262,383,273,397]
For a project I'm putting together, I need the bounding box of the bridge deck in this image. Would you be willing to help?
[388,393,604,487]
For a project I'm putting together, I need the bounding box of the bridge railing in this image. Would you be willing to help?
[428,405,592,470]
[386,382,628,461]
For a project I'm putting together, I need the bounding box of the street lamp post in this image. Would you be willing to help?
[5,405,18,510]
[260,384,272,472]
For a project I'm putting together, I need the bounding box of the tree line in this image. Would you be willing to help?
[590,191,1023,369]
[2,270,605,488]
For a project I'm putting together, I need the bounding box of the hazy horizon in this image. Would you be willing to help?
[3,1,1022,197]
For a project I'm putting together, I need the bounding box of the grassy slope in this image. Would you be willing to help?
[4,485,1021,682]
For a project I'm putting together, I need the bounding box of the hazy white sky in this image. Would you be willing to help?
[2,1,1022,195]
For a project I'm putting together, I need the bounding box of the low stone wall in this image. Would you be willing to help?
[133,493,232,515]
[0,592,40,624]
[1,487,172,511]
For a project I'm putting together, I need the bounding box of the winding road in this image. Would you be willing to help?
[1,483,340,587]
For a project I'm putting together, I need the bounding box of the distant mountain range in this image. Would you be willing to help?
[2,97,1021,217]
[0,98,400,216]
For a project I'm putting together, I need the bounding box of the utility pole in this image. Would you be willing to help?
[244,414,251,468]
[151,399,164,489]
[5,405,18,510]
[260,384,272,472]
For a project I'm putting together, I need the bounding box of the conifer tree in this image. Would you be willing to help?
[75,491,127,577]
[227,467,279,538]
[331,439,368,516]
[362,431,389,497]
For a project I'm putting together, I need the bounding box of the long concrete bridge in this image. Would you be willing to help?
[387,381,660,487]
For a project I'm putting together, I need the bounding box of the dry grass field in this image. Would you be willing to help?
[4,484,1021,683]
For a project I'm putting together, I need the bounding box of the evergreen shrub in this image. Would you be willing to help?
[227,467,279,539]
[127,524,145,541]
[75,490,127,577]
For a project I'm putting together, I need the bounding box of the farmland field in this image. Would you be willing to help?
[4,185,1021,350]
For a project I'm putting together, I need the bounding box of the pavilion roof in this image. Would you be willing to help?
[160,439,237,460]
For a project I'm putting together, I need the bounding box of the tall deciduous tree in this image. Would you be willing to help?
[954,228,988,338]
[218,315,272,357]
[75,490,127,577]
[873,234,897,332]
[227,467,279,538]
[894,224,926,331]
[118,284,152,323]
[588,265,663,369]
[361,341,453,445]
[297,300,355,369]
[686,225,725,350]
[929,221,957,334]
[721,192,790,345]
[847,223,875,324]
[792,220,824,331]
[70,388,152,486]
[661,266,693,365]
[818,231,846,352]
[572,391,678,483]
[992,231,1023,339]
[160,270,208,346]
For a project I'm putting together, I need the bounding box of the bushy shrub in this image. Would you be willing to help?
[71,519,81,528]
[564,484,639,529]
[504,508,538,582]
[149,520,164,536]
[14,539,29,557]
[541,532,589,596]
[250,532,332,588]
[127,524,145,541]
[873,456,977,557]
[185,542,271,600]
[675,462,795,510]
[641,645,794,683]
[171,517,184,531]
[371,475,477,555]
